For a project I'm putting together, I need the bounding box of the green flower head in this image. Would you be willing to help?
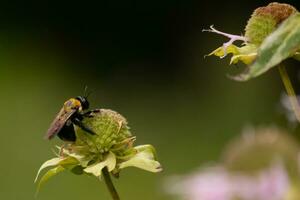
[35,109,162,196]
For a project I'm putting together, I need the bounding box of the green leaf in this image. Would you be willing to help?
[35,166,65,196]
[83,151,116,177]
[235,13,300,81]
[119,145,162,173]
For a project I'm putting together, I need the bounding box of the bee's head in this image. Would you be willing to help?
[76,96,89,110]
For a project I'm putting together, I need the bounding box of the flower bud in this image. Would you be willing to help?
[245,2,297,45]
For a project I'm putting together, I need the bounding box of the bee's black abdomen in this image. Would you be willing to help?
[57,124,76,142]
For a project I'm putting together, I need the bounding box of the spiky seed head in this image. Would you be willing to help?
[75,109,132,153]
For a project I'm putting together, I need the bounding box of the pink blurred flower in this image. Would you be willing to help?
[166,162,290,200]
[233,162,289,200]
[167,166,233,200]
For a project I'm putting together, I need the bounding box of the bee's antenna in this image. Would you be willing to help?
[83,85,93,98]
[83,85,89,97]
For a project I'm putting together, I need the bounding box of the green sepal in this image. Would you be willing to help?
[70,165,84,175]
[34,156,79,195]
[35,166,65,196]
[35,156,78,183]
[35,158,62,183]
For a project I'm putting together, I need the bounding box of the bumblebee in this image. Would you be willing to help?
[45,96,95,142]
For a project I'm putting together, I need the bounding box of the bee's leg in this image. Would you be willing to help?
[82,109,101,117]
[72,118,96,135]
[59,143,66,157]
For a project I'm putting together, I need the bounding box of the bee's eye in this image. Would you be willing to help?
[76,96,89,110]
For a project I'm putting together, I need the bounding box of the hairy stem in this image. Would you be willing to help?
[102,167,120,200]
[278,64,300,122]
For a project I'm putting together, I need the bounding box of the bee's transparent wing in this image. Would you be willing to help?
[44,107,76,140]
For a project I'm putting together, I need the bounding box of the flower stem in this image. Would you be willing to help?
[278,64,300,122]
[102,167,120,200]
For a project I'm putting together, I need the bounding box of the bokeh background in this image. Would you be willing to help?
[2,0,300,199]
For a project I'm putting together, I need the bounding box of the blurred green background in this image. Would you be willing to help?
[1,0,300,199]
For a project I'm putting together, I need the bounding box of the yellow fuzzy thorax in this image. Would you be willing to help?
[63,98,81,111]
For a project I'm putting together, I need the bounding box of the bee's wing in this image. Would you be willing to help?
[45,107,77,140]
